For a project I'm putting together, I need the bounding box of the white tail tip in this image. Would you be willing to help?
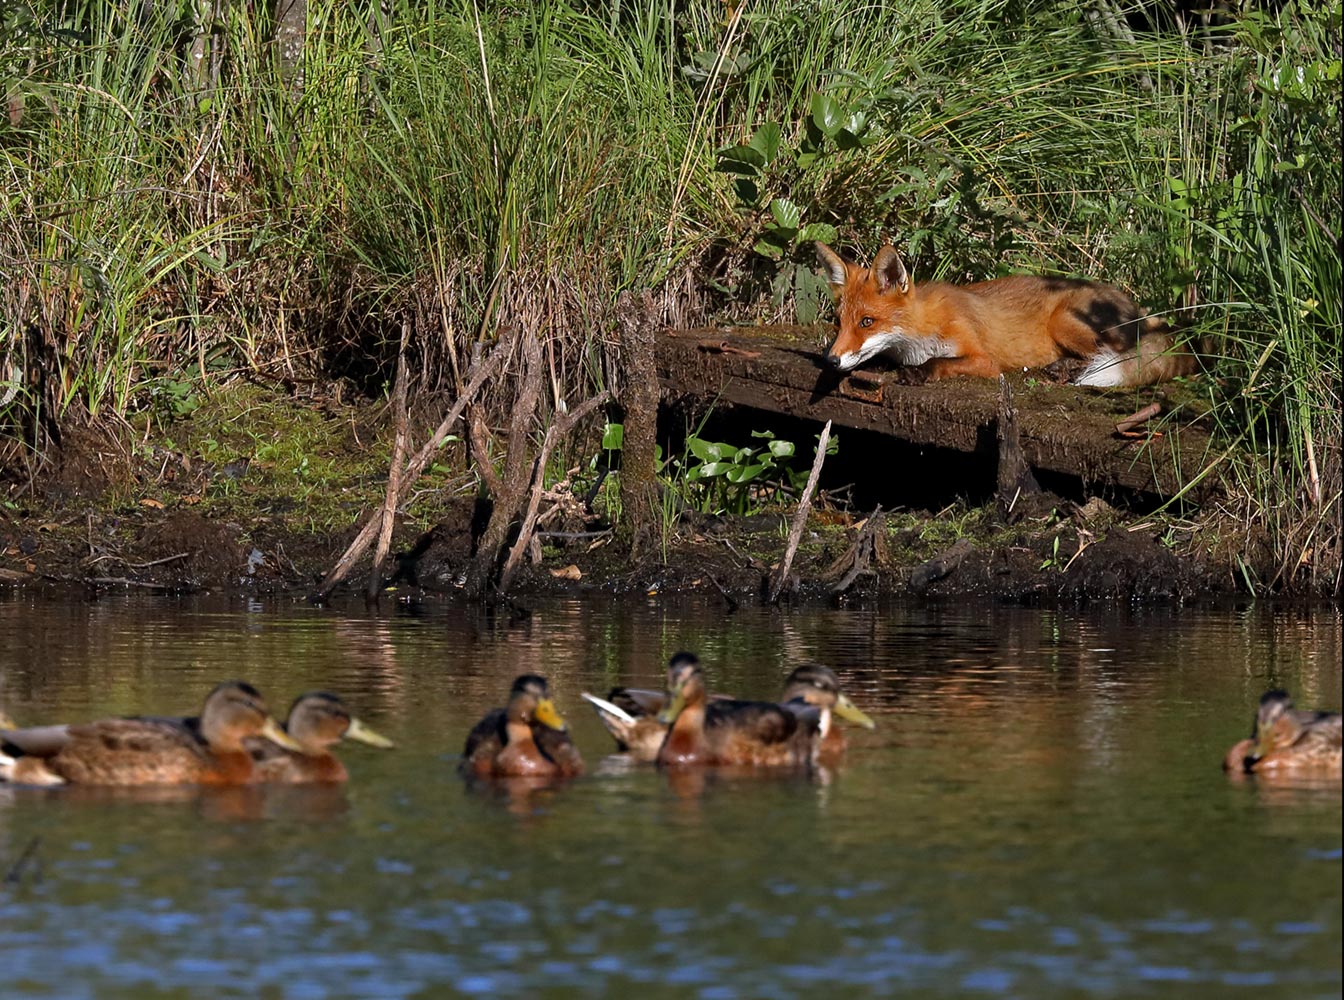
[580,692,638,725]
[1073,349,1126,387]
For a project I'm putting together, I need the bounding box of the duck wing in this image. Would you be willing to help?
[47,717,211,785]
[461,707,507,769]
[1,723,74,758]
[705,699,820,765]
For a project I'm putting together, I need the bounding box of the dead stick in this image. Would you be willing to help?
[465,330,544,600]
[312,335,509,601]
[768,420,832,603]
[467,408,501,499]
[367,321,411,602]
[4,835,42,886]
[124,551,190,569]
[1115,402,1162,435]
[497,391,610,596]
[86,577,181,590]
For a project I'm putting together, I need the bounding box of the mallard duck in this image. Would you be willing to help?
[0,681,301,786]
[583,659,875,763]
[655,653,821,768]
[249,692,394,783]
[780,664,876,758]
[1224,689,1341,775]
[460,675,584,778]
[581,675,683,763]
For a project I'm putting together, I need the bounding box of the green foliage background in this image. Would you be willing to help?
[1,0,1339,586]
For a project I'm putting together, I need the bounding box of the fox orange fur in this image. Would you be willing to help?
[815,242,1199,387]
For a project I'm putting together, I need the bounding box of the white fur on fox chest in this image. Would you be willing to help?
[835,324,958,372]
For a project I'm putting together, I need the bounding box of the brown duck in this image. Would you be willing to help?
[460,675,584,778]
[654,653,822,768]
[585,660,874,763]
[0,681,301,786]
[1224,689,1341,775]
[249,692,394,783]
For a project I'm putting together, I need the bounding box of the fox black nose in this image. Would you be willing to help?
[824,353,843,369]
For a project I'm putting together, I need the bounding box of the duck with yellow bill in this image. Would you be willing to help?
[249,691,394,783]
[460,674,584,778]
[0,681,301,786]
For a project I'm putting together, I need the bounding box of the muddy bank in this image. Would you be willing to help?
[0,505,1231,605]
[0,378,1314,605]
[0,470,1240,606]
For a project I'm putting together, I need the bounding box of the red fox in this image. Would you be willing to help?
[815,242,1200,387]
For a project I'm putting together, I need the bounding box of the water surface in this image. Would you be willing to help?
[1,595,1340,998]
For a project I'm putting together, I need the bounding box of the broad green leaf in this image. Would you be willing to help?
[688,438,723,462]
[770,198,801,230]
[601,423,624,450]
[716,144,765,175]
[726,462,767,483]
[748,123,782,164]
[768,439,795,458]
[733,177,760,207]
[810,94,843,136]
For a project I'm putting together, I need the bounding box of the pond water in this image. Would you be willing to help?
[0,594,1340,999]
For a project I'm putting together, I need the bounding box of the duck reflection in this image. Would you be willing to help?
[460,772,578,819]
[43,782,353,823]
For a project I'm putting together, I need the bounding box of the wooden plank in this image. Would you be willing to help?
[656,326,1218,497]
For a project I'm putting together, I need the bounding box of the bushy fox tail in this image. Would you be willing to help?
[1074,317,1207,388]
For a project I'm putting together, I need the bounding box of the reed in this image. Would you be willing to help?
[1,0,1337,589]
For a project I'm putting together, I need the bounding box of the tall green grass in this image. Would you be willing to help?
[1,0,1339,589]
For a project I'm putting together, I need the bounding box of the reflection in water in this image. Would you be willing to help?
[16,782,352,824]
[461,773,579,819]
[0,595,1338,998]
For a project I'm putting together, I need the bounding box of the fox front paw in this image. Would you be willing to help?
[894,364,931,386]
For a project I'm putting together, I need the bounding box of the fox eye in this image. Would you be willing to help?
[859,316,875,328]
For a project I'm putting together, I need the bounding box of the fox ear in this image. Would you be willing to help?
[815,243,848,289]
[871,245,910,294]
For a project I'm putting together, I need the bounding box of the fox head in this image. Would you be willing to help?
[815,242,914,372]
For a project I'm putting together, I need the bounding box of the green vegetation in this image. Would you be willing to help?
[599,421,840,517]
[2,0,1339,590]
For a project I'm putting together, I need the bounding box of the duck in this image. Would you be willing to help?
[460,675,584,778]
[779,664,877,759]
[249,692,394,783]
[583,659,874,763]
[654,653,821,768]
[1224,689,1341,775]
[0,681,302,786]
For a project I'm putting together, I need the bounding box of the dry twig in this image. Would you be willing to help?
[497,391,611,596]
[367,321,411,602]
[312,334,509,601]
[768,419,831,603]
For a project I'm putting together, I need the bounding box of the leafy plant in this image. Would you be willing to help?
[671,428,837,516]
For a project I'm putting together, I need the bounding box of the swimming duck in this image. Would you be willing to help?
[249,692,394,783]
[655,653,821,768]
[460,675,584,778]
[779,664,876,758]
[583,659,874,763]
[0,681,302,786]
[1224,689,1341,775]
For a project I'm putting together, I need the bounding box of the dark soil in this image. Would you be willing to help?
[0,379,1306,606]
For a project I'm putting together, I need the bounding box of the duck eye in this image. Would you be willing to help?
[859,316,874,328]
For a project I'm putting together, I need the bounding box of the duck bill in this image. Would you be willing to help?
[345,717,395,749]
[1252,730,1276,762]
[533,698,568,732]
[834,695,876,730]
[656,689,687,725]
[260,716,306,752]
